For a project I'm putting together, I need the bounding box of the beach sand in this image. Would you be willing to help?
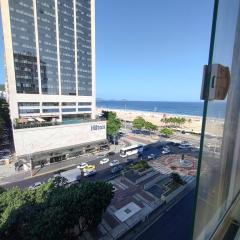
[97,108,203,134]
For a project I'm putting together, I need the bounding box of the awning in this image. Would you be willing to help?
[35,117,45,122]
[27,118,35,122]
[18,118,28,124]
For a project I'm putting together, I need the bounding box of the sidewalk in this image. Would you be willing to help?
[0,144,122,185]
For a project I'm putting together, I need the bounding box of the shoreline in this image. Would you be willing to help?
[97,107,202,120]
[97,107,203,134]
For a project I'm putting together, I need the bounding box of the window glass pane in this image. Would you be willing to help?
[37,0,59,95]
[76,0,92,96]
[194,0,240,239]
[9,0,39,94]
[58,0,76,95]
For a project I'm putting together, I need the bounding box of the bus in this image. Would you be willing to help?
[119,144,144,157]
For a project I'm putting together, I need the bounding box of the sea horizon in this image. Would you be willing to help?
[96,100,225,118]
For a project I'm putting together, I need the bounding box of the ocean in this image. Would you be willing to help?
[96,100,226,118]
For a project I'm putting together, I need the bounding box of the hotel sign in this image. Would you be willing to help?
[91,124,106,131]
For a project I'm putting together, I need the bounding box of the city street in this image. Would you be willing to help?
[2,138,197,189]
[135,189,195,240]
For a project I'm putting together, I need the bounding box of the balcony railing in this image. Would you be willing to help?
[13,118,106,129]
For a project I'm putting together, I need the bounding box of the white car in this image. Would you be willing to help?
[147,154,156,160]
[162,147,170,154]
[179,141,191,149]
[76,162,88,169]
[28,181,43,190]
[109,159,120,167]
[100,158,110,164]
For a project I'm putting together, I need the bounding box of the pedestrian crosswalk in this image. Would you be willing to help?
[149,162,172,175]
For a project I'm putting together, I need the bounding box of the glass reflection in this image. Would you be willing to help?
[9,0,39,94]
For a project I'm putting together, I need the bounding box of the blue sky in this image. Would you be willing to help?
[0,0,214,101]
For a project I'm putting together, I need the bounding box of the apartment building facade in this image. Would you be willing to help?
[0,0,107,168]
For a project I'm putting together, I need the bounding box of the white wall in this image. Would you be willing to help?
[13,121,106,156]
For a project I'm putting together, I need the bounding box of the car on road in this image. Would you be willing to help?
[162,146,170,154]
[83,170,96,177]
[109,159,120,167]
[111,164,123,173]
[100,158,110,164]
[106,151,115,156]
[126,158,134,163]
[82,164,95,172]
[191,146,200,152]
[76,162,88,169]
[28,181,43,190]
[179,141,191,149]
[60,168,81,183]
[147,154,156,160]
[167,141,180,146]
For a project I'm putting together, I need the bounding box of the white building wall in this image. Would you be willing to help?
[13,121,106,156]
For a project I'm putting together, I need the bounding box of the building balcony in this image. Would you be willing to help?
[13,117,106,129]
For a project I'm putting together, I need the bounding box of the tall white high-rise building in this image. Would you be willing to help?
[0,0,107,168]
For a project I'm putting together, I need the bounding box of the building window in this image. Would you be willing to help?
[43,109,59,113]
[78,108,91,112]
[18,102,40,106]
[62,102,76,106]
[62,108,76,112]
[78,102,91,106]
[19,109,40,114]
[42,102,59,106]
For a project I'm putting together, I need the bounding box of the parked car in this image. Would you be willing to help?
[147,154,156,160]
[28,182,43,190]
[76,162,88,169]
[109,159,120,167]
[111,164,123,173]
[100,158,110,164]
[112,186,117,192]
[83,170,96,177]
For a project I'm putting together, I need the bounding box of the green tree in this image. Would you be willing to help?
[0,181,114,240]
[160,128,174,138]
[144,121,158,135]
[0,187,5,195]
[101,111,122,139]
[107,114,121,138]
[132,117,145,131]
[0,99,10,138]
